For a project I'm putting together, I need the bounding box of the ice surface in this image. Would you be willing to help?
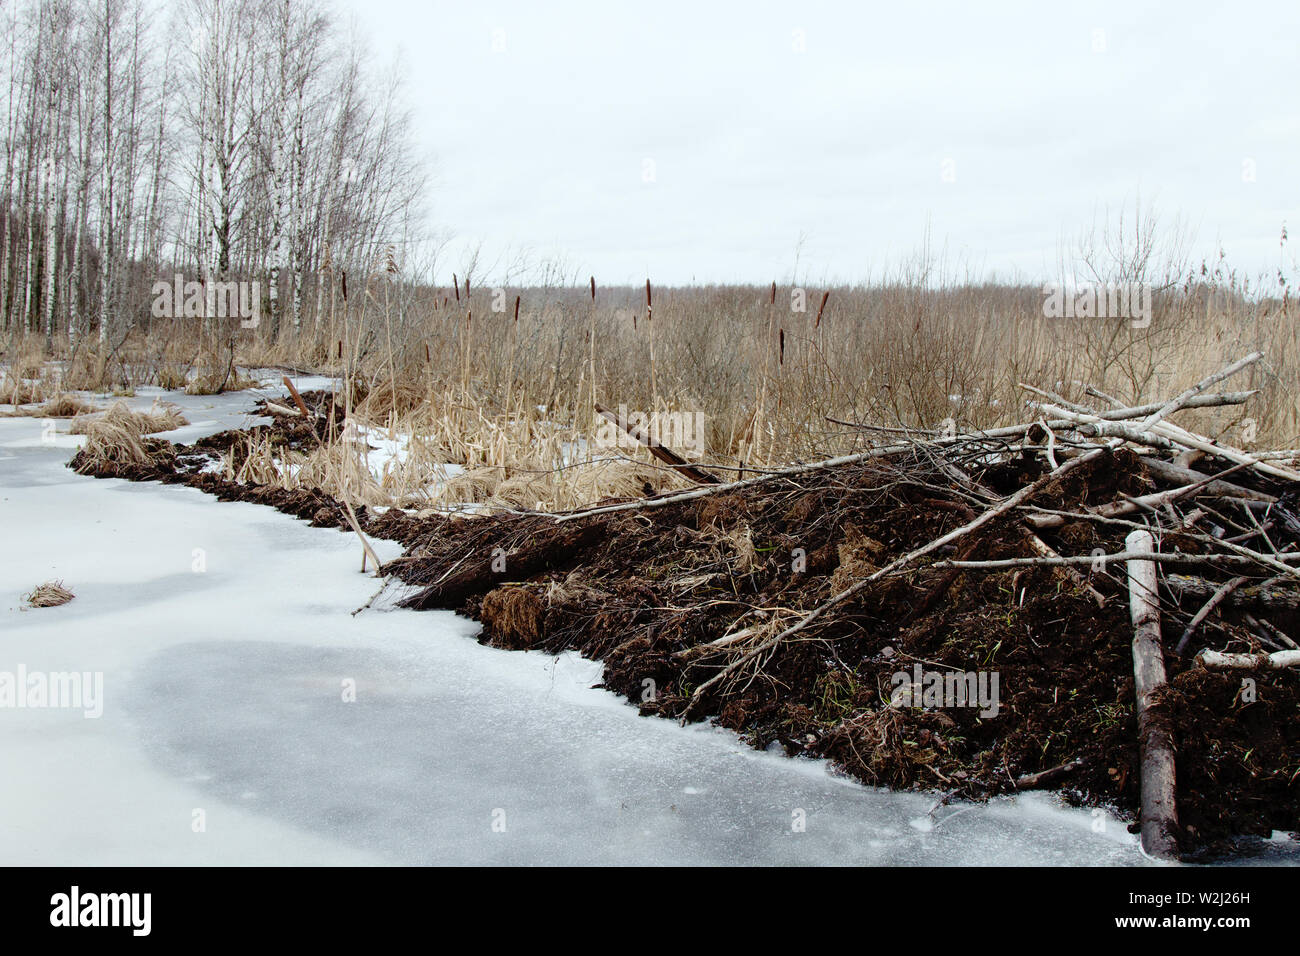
[2,381,1294,865]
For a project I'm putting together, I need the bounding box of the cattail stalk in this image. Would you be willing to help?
[588,277,598,429]
[646,278,657,416]
[506,294,521,413]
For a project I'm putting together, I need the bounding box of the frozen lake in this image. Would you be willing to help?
[0,376,1290,865]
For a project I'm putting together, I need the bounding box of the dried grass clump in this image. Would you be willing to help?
[76,415,149,471]
[224,432,295,486]
[155,366,189,390]
[25,580,75,608]
[70,399,188,436]
[436,466,507,505]
[718,523,758,573]
[298,441,392,508]
[492,471,556,510]
[137,400,189,433]
[480,586,546,648]
[71,399,188,473]
[184,369,258,395]
[359,377,428,419]
[225,370,260,391]
[829,523,889,594]
[40,394,98,418]
[0,347,50,404]
[822,705,936,789]
[0,379,45,405]
[1,393,98,418]
[223,432,396,508]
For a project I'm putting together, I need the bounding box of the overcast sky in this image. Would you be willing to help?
[344,0,1299,287]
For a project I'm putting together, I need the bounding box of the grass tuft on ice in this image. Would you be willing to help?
[25,580,74,608]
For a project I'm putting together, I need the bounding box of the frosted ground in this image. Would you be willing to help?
[2,375,1295,865]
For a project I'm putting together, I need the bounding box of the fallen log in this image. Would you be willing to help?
[1196,649,1300,670]
[1146,422,1300,483]
[1125,529,1180,861]
[935,551,1298,571]
[1140,457,1275,503]
[264,401,302,418]
[1024,387,1254,420]
[1144,460,1274,504]
[1046,404,1300,483]
[1070,417,1181,451]
[1163,574,1300,612]
[398,523,607,609]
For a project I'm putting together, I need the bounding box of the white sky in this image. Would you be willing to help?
[344,0,1300,287]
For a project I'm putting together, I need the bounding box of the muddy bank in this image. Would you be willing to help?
[68,399,1300,858]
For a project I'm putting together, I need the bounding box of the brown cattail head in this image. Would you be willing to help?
[453,274,460,304]
[645,279,652,309]
[337,339,343,359]
[424,342,430,363]
[770,281,776,305]
[466,310,472,329]
[341,271,348,302]
[815,290,830,328]
[779,328,785,364]
[513,295,520,323]
[589,276,596,301]
[464,277,470,299]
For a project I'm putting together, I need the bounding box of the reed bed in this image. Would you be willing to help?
[7,237,1297,502]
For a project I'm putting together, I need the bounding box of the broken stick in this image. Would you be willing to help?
[594,402,720,484]
[1174,575,1250,655]
[340,498,383,574]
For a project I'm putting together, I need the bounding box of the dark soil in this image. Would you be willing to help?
[68,398,1300,859]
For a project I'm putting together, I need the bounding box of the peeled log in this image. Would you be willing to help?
[1125,529,1180,860]
[1196,649,1300,670]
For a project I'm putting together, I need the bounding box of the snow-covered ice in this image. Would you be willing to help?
[2,379,1294,865]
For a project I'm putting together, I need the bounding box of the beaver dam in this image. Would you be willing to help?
[70,354,1300,860]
